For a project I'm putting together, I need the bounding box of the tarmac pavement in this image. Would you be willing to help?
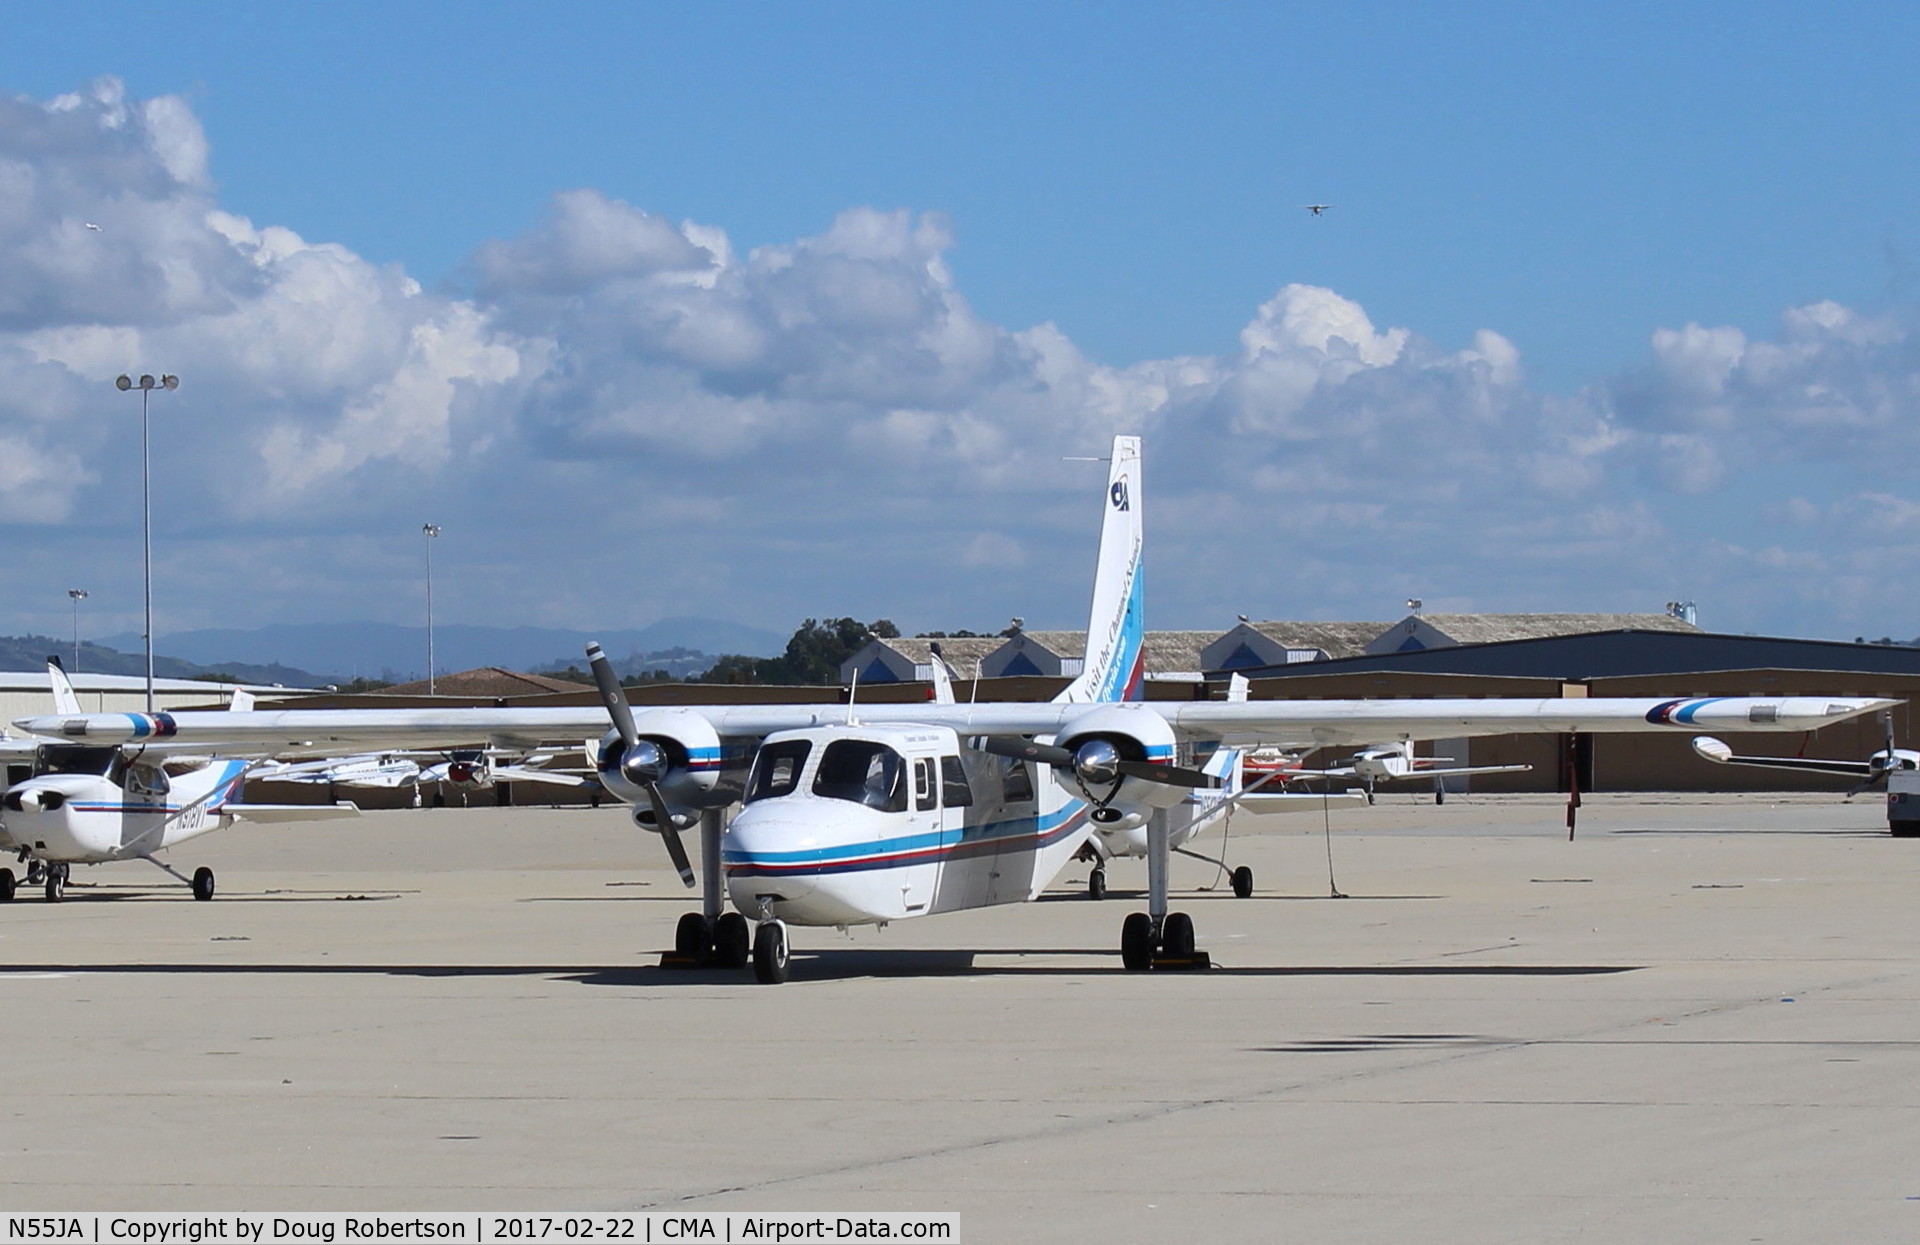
[0,792,1915,1242]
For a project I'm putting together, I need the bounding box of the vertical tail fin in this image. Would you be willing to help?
[46,656,81,715]
[1059,435,1145,705]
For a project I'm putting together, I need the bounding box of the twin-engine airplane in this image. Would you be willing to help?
[0,659,357,903]
[13,438,1896,977]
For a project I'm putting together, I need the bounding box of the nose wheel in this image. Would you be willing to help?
[752,919,790,984]
[44,863,68,903]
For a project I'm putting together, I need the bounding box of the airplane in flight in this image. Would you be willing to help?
[1303,204,1333,216]
[0,659,358,902]
[13,439,1896,976]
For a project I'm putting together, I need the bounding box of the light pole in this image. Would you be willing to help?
[116,372,178,712]
[67,589,88,672]
[423,523,441,694]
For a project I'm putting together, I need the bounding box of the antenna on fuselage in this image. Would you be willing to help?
[845,668,859,727]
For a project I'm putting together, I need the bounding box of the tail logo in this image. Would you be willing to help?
[1110,478,1131,512]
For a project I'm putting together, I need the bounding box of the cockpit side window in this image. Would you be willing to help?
[743,739,812,804]
[813,740,908,813]
[940,755,974,808]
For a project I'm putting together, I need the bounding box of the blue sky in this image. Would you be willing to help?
[0,3,1917,648]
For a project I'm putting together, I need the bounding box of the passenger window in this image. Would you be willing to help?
[743,739,811,804]
[1003,758,1034,802]
[914,758,936,811]
[940,755,973,808]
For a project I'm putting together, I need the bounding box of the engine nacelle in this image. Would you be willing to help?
[1052,704,1186,819]
[594,708,723,830]
[443,750,494,791]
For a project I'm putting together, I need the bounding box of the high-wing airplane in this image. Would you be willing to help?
[13,439,1896,975]
[0,659,358,903]
[1303,204,1333,216]
[1692,712,1919,816]
[418,748,600,804]
[1253,739,1532,803]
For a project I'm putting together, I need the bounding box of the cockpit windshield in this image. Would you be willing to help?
[743,739,812,805]
[811,740,907,813]
[33,745,122,779]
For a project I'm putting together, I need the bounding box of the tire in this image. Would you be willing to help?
[674,912,710,961]
[192,867,216,902]
[713,912,751,968]
[1162,911,1196,959]
[0,868,13,902]
[1120,912,1153,970]
[45,871,64,903]
[753,921,790,984]
[1231,865,1254,899]
[25,861,44,885]
[1088,867,1108,901]
[1891,821,1920,839]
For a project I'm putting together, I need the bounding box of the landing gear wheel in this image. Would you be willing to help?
[1088,867,1108,901]
[674,912,711,961]
[191,867,216,902]
[752,920,790,984]
[25,861,45,885]
[0,868,13,902]
[1120,912,1153,971]
[1231,865,1254,899]
[45,868,64,903]
[713,912,751,968]
[1162,911,1196,960]
[1892,821,1920,839]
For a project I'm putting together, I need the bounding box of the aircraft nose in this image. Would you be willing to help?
[722,813,821,907]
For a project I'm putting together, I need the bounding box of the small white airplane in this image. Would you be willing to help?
[1692,714,1919,809]
[15,439,1896,976]
[258,753,425,791]
[0,660,357,903]
[418,748,600,805]
[1260,739,1533,803]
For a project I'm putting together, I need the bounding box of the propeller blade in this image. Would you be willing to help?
[1114,759,1222,789]
[660,825,696,889]
[587,642,637,749]
[641,781,696,888]
[976,735,1075,768]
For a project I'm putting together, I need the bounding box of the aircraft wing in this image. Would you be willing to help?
[493,765,597,790]
[1690,735,1874,777]
[15,695,1898,756]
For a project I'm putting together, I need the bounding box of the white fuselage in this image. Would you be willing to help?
[720,724,1094,927]
[1,748,248,864]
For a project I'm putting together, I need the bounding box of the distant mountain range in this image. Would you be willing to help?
[90,617,787,684]
[0,635,320,687]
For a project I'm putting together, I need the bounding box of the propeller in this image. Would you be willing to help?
[975,735,1222,797]
[588,642,694,888]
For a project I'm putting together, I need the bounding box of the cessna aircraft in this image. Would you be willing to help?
[0,661,357,902]
[12,438,1896,978]
[1692,713,1920,829]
